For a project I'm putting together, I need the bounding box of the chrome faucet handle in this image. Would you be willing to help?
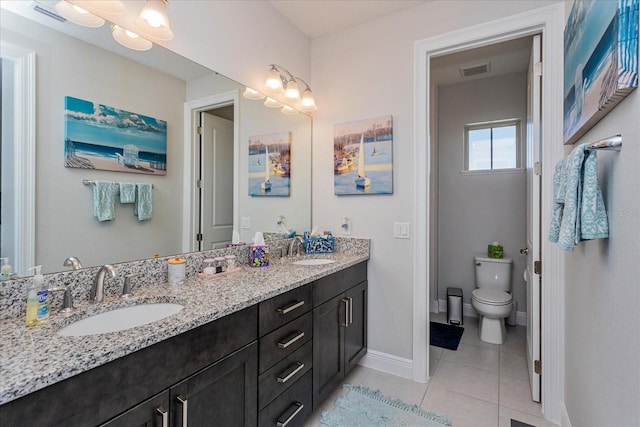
[122,273,144,299]
[48,285,75,315]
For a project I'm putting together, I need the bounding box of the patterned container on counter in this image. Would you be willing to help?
[304,232,335,254]
[250,245,269,267]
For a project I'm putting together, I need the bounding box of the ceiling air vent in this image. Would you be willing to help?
[459,62,491,78]
[32,2,67,23]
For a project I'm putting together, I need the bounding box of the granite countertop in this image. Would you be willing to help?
[0,252,368,405]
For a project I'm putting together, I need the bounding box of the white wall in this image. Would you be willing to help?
[1,12,186,273]
[437,73,527,311]
[310,0,558,360]
[562,22,640,427]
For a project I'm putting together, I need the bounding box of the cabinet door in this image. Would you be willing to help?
[344,281,368,373]
[170,342,258,427]
[312,293,347,408]
[100,391,170,427]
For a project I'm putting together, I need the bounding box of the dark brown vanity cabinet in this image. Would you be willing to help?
[0,307,258,427]
[102,343,257,427]
[257,283,313,427]
[312,263,368,408]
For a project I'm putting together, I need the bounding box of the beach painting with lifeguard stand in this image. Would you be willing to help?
[334,115,393,195]
[248,131,291,196]
[63,96,167,175]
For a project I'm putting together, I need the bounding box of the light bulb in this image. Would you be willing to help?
[265,67,283,91]
[300,89,318,111]
[284,79,300,100]
[135,0,174,41]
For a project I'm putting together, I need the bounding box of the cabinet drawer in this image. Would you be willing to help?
[312,261,367,307]
[259,311,312,373]
[259,284,312,336]
[259,341,312,410]
[258,370,312,427]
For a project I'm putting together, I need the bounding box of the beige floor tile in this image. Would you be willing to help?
[430,345,444,361]
[501,325,527,356]
[359,369,428,405]
[500,350,529,380]
[441,342,500,372]
[430,360,499,403]
[429,354,440,377]
[499,374,544,417]
[343,364,371,385]
[422,384,498,427]
[499,406,559,427]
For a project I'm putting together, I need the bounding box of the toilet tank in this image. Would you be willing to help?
[474,256,512,292]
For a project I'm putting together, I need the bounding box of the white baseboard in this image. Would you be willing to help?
[560,403,572,427]
[358,349,413,380]
[437,299,527,326]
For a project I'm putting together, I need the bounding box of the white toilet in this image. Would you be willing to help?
[471,256,513,344]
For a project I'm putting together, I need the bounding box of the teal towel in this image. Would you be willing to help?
[549,143,608,251]
[134,183,153,221]
[93,180,117,222]
[119,182,136,204]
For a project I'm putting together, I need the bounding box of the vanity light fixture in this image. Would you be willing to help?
[261,64,318,112]
[136,0,174,41]
[112,25,152,51]
[281,105,299,115]
[55,1,105,27]
[74,0,125,16]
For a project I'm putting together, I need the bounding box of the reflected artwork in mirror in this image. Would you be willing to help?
[0,3,312,276]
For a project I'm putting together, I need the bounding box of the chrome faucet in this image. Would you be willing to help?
[90,264,117,303]
[63,256,83,270]
[121,273,144,299]
[288,235,304,257]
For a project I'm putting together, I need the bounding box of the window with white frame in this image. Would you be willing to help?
[464,119,521,171]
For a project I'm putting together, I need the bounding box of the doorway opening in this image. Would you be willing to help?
[428,34,541,403]
[182,91,239,254]
[412,4,565,422]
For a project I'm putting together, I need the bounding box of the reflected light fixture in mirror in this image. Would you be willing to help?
[136,0,174,41]
[112,25,152,51]
[264,97,283,108]
[281,105,299,115]
[55,1,105,27]
[243,87,266,100]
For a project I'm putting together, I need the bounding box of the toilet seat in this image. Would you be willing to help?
[472,289,512,306]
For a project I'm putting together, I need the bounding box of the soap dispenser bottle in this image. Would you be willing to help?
[26,265,49,326]
[1,257,12,278]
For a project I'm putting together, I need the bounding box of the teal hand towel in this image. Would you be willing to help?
[119,182,136,204]
[93,180,117,222]
[134,183,153,221]
[549,143,608,251]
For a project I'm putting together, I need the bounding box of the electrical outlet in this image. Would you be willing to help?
[393,222,410,239]
[240,217,251,229]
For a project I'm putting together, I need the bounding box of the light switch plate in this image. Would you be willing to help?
[240,217,251,229]
[393,222,410,239]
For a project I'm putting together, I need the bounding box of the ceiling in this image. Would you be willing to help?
[268,1,532,85]
[269,0,429,39]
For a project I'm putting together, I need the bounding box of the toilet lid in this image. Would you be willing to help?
[472,289,512,305]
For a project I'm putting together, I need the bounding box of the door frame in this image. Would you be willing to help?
[413,3,565,422]
[182,91,239,253]
[0,41,35,277]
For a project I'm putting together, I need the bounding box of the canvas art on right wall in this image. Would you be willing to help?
[563,0,638,145]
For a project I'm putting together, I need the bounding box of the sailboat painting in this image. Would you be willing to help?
[248,131,291,196]
[334,115,393,195]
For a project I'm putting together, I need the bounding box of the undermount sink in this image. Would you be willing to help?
[292,258,336,266]
[57,303,184,337]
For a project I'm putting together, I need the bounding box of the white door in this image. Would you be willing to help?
[200,112,234,249]
[524,34,542,403]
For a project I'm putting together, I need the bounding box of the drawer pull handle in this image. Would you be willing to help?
[177,395,188,427]
[277,300,305,315]
[276,402,304,427]
[341,298,349,327]
[347,297,353,325]
[277,362,305,383]
[277,331,305,349]
[156,406,168,427]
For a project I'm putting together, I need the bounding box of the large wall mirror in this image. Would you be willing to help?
[0,2,312,276]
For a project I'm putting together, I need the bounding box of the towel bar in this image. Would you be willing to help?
[82,179,154,188]
[585,135,622,151]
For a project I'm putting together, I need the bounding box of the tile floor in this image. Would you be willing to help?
[304,314,559,427]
